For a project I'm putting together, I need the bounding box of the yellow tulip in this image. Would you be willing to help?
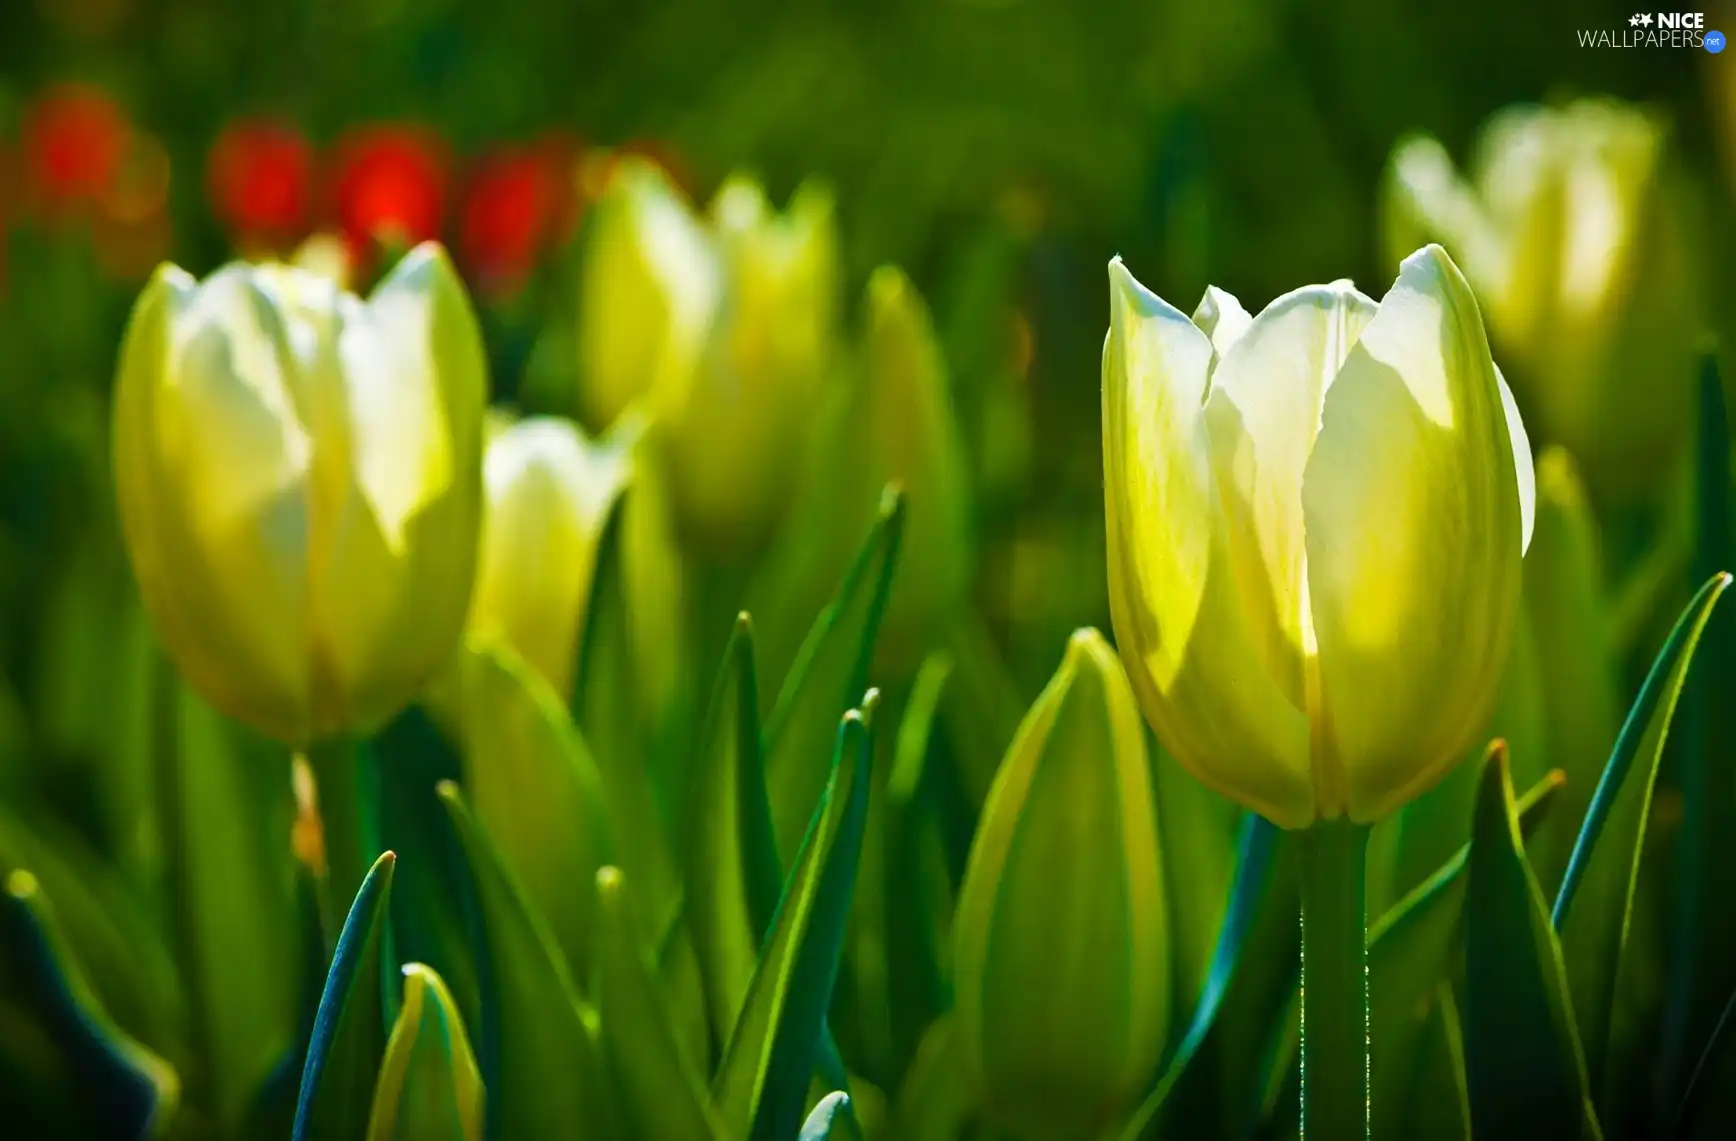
[112,243,487,746]
[1383,99,1703,497]
[953,628,1169,1140]
[1102,244,1535,829]
[657,175,839,557]
[575,158,719,434]
[466,414,633,701]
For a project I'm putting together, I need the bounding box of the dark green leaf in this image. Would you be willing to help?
[1464,746,1598,1141]
[1552,572,1731,1096]
[437,782,610,1141]
[293,852,397,1141]
[0,868,180,1139]
[365,964,483,1141]
[1370,766,1563,1139]
[762,489,903,864]
[713,706,875,1141]
[685,614,782,1060]
[884,1015,975,1141]
[595,866,727,1141]
[165,680,304,1129]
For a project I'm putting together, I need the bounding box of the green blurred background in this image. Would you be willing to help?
[4,0,1733,706]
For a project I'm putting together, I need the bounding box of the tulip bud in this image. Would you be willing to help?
[657,175,839,557]
[574,157,718,434]
[1103,245,1535,828]
[953,628,1169,1140]
[1383,99,1703,498]
[112,243,487,745]
[465,414,632,701]
[830,267,971,656]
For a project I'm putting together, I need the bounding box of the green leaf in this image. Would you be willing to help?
[437,782,610,1141]
[884,1015,975,1141]
[1369,765,1562,1140]
[0,793,184,1060]
[884,653,954,1077]
[369,708,482,1079]
[1118,815,1296,1141]
[1153,742,1240,1033]
[164,679,304,1130]
[799,1091,860,1140]
[713,706,876,1141]
[1666,356,1736,1108]
[456,642,613,980]
[1464,745,1599,1141]
[763,489,903,864]
[1676,966,1736,1140]
[571,439,689,916]
[365,964,483,1141]
[293,852,397,1141]
[1552,571,1731,1098]
[594,865,727,1141]
[1401,984,1471,1141]
[685,614,782,1061]
[0,868,180,1139]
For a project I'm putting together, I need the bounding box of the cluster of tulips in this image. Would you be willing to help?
[4,90,1736,1141]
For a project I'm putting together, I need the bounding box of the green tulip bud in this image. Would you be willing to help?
[112,243,487,745]
[1383,99,1704,499]
[953,628,1169,1139]
[656,175,840,558]
[575,158,719,434]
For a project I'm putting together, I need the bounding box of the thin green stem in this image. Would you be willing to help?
[1300,818,1371,1140]
[303,736,369,952]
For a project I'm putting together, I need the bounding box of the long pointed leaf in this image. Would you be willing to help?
[712,706,875,1141]
[1464,746,1599,1141]
[437,783,610,1141]
[595,866,727,1141]
[1552,572,1731,1095]
[1370,766,1563,1138]
[0,868,180,1139]
[686,614,782,1058]
[763,490,903,864]
[293,852,397,1141]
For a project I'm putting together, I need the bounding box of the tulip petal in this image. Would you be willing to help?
[114,264,316,741]
[318,245,488,732]
[1204,281,1379,703]
[1497,367,1536,553]
[468,418,629,699]
[1303,245,1525,822]
[1190,286,1252,357]
[1102,258,1312,828]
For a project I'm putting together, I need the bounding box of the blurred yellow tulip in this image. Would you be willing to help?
[112,243,487,745]
[466,414,633,701]
[657,175,840,557]
[953,628,1169,1140]
[1383,99,1703,497]
[574,157,719,435]
[1102,245,1535,829]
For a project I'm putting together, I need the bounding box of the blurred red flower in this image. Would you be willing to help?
[459,134,578,293]
[20,83,128,214]
[328,125,448,253]
[207,119,313,247]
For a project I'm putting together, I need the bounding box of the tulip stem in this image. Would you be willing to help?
[1299,818,1371,1140]
[304,737,372,953]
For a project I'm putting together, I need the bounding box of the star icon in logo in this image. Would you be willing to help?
[1640,12,1654,25]
[1630,12,1642,24]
